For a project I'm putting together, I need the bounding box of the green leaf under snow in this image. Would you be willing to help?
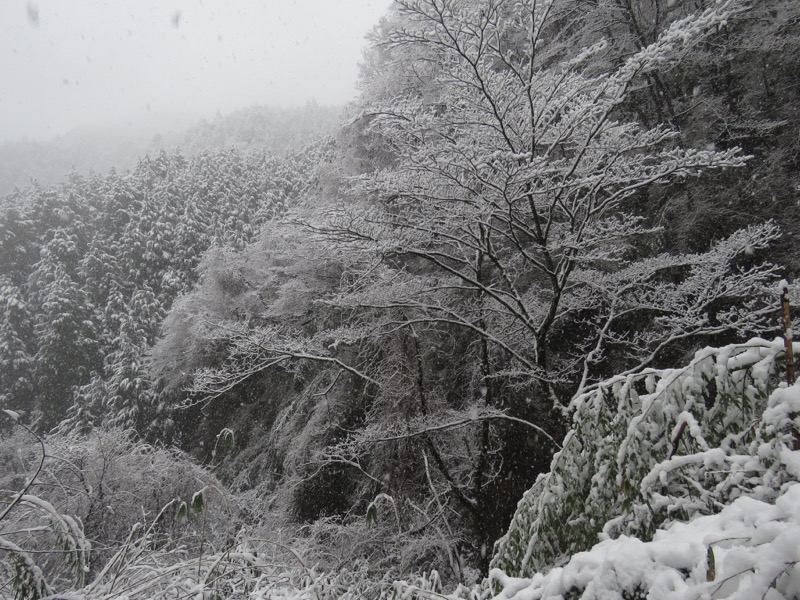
[191,490,205,513]
[177,501,188,522]
[365,502,378,528]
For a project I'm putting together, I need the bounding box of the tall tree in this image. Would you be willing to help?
[28,265,102,429]
[0,277,35,414]
[320,0,776,401]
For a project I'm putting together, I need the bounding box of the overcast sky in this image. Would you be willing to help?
[0,0,391,143]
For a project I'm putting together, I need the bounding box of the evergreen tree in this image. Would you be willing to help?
[0,277,35,414]
[29,265,102,429]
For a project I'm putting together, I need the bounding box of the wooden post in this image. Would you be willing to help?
[780,280,799,450]
[780,282,795,385]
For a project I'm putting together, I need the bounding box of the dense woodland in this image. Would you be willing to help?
[1,0,799,598]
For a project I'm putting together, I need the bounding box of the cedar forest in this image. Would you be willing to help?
[1,1,800,598]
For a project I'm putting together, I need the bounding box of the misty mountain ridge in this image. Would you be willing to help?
[0,101,342,197]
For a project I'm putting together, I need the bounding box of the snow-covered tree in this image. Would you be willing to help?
[320,0,775,402]
[28,264,102,430]
[0,278,35,414]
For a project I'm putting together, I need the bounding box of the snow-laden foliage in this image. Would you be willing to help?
[315,0,778,415]
[490,481,800,599]
[490,337,800,594]
[0,424,457,599]
[0,427,236,600]
[3,338,799,599]
[0,140,333,431]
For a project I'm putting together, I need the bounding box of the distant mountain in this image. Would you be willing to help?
[0,102,342,197]
[180,102,341,155]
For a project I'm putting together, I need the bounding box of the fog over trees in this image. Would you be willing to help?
[1,1,799,598]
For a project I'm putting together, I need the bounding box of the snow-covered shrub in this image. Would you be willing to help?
[0,427,236,599]
[490,480,800,599]
[0,425,91,600]
[0,493,89,600]
[43,428,237,569]
[492,338,799,588]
